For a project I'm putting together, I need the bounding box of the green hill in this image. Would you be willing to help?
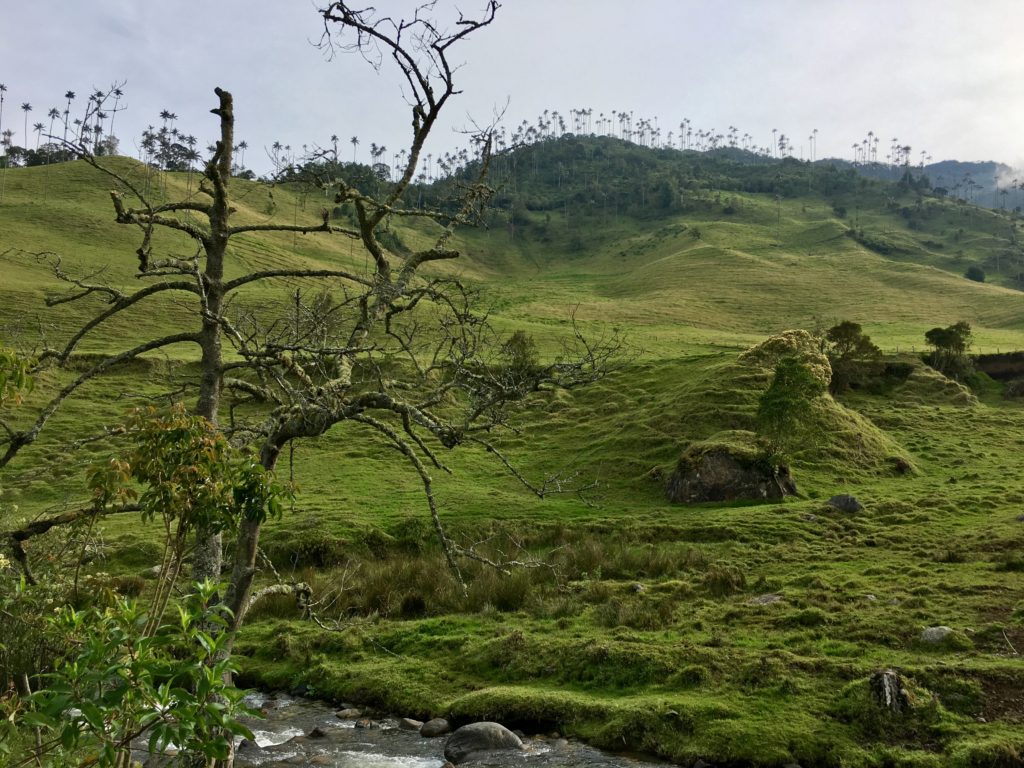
[2,145,1024,767]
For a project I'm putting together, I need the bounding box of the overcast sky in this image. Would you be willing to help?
[2,1,1022,174]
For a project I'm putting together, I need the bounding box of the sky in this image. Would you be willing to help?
[2,0,1022,175]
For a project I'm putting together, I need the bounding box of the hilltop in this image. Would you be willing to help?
[2,142,1024,767]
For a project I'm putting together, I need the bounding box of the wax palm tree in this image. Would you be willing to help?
[107,87,124,141]
[62,91,75,143]
[235,140,248,172]
[0,129,11,200]
[0,85,6,158]
[46,107,60,142]
[350,135,359,163]
[32,121,44,151]
[21,103,32,151]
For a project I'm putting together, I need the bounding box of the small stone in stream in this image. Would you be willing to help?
[309,757,332,766]
[307,726,328,739]
[355,718,374,728]
[400,717,424,730]
[336,708,361,719]
[420,717,451,737]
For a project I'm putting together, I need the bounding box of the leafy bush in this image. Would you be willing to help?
[9,581,254,767]
[964,264,986,282]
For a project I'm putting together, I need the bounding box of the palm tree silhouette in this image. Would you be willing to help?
[21,103,32,150]
[61,91,75,143]
[350,135,359,163]
[0,85,6,158]
[107,87,124,140]
[33,121,44,151]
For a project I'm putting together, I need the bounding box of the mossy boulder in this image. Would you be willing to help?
[666,430,796,503]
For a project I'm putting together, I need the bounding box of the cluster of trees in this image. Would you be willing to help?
[0,85,125,168]
[924,321,973,380]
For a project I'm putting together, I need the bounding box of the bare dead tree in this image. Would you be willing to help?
[4,1,621,642]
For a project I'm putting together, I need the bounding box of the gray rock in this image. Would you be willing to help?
[826,494,863,513]
[355,717,374,729]
[335,708,361,719]
[444,722,524,764]
[399,717,424,730]
[748,593,783,606]
[921,626,954,644]
[665,433,796,503]
[307,726,328,739]
[420,717,451,737]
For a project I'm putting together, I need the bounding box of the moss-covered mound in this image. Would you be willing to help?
[671,332,915,479]
[737,328,832,388]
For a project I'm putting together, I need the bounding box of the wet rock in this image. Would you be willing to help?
[336,707,361,719]
[289,683,312,697]
[920,626,954,644]
[826,494,863,513]
[421,717,451,737]
[237,739,260,752]
[399,717,424,730]
[309,758,332,766]
[444,721,524,764]
[307,726,328,739]
[355,717,374,728]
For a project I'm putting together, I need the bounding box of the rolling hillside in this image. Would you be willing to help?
[2,144,1024,767]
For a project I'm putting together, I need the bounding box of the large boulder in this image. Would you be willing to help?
[443,722,524,764]
[666,430,796,503]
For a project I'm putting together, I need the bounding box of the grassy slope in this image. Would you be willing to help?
[2,157,1024,767]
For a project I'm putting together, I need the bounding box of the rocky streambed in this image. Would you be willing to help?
[232,692,674,768]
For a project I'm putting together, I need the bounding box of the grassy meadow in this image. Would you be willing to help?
[2,148,1024,767]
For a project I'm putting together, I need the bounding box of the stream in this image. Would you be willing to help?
[228,692,676,768]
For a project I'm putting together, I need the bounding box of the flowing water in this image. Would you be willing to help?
[231,692,675,768]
